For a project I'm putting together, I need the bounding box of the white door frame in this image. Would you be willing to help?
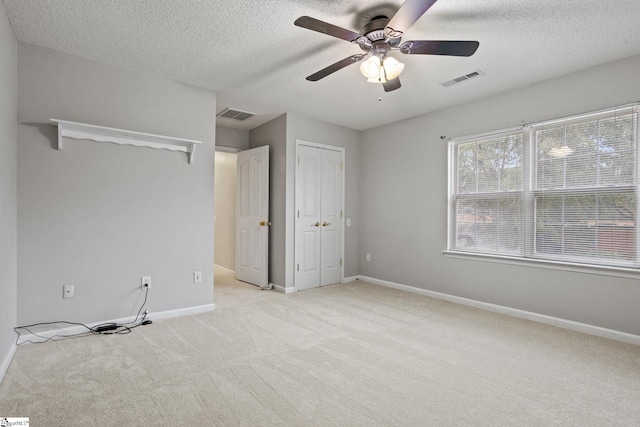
[294,140,345,291]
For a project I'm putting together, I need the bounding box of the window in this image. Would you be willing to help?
[448,104,639,269]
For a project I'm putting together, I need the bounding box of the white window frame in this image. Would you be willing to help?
[446,103,640,276]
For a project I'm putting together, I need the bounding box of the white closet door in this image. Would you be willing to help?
[295,143,343,290]
[295,145,322,291]
[320,148,343,286]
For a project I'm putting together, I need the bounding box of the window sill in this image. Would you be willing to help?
[442,250,640,280]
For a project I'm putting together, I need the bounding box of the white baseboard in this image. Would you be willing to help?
[15,303,216,345]
[273,284,295,294]
[0,342,17,384]
[276,277,357,293]
[214,264,235,275]
[357,275,640,346]
[147,304,216,321]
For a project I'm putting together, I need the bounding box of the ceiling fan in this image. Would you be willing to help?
[294,0,479,92]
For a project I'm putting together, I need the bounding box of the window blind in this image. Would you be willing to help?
[450,130,524,256]
[531,106,638,266]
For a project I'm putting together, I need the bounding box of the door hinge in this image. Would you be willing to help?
[340,258,343,266]
[341,162,343,170]
[297,264,300,272]
[298,156,300,165]
[297,210,300,218]
[340,210,343,218]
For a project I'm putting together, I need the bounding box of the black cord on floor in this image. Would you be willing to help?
[14,285,151,345]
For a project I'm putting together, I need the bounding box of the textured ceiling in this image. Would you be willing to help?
[3,0,640,131]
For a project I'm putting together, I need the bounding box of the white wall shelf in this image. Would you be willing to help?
[50,119,202,164]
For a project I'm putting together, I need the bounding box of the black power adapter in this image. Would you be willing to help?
[93,323,119,333]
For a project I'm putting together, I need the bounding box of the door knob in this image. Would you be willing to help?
[322,221,331,227]
[259,221,272,227]
[312,222,320,227]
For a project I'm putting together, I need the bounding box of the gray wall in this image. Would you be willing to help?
[17,43,216,325]
[216,126,249,151]
[361,54,640,335]
[0,2,17,375]
[214,151,236,271]
[249,115,287,286]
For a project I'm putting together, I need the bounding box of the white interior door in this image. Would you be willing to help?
[295,143,343,290]
[235,146,269,288]
[320,149,343,286]
[295,145,322,291]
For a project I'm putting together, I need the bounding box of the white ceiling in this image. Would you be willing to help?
[3,0,640,131]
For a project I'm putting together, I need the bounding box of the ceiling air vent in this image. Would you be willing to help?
[441,70,484,87]
[217,108,255,121]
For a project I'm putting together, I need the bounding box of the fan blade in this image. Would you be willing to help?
[383,77,401,92]
[385,0,439,39]
[295,16,361,42]
[400,40,479,56]
[306,54,365,81]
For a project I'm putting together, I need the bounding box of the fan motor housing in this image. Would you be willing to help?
[360,16,400,48]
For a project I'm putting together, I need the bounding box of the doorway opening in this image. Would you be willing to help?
[215,146,271,290]
[214,150,237,274]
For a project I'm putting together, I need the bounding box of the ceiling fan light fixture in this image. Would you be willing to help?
[382,56,404,80]
[295,2,480,92]
[367,61,386,83]
[367,74,387,83]
[360,56,381,79]
[361,55,404,84]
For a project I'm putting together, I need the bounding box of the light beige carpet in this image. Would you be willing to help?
[1,270,639,426]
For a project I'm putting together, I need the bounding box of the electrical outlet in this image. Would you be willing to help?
[194,271,202,283]
[366,253,371,262]
[63,285,74,299]
[141,276,151,289]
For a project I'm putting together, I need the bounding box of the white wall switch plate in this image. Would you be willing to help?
[194,271,202,283]
[346,218,351,227]
[366,253,371,262]
[63,285,74,299]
